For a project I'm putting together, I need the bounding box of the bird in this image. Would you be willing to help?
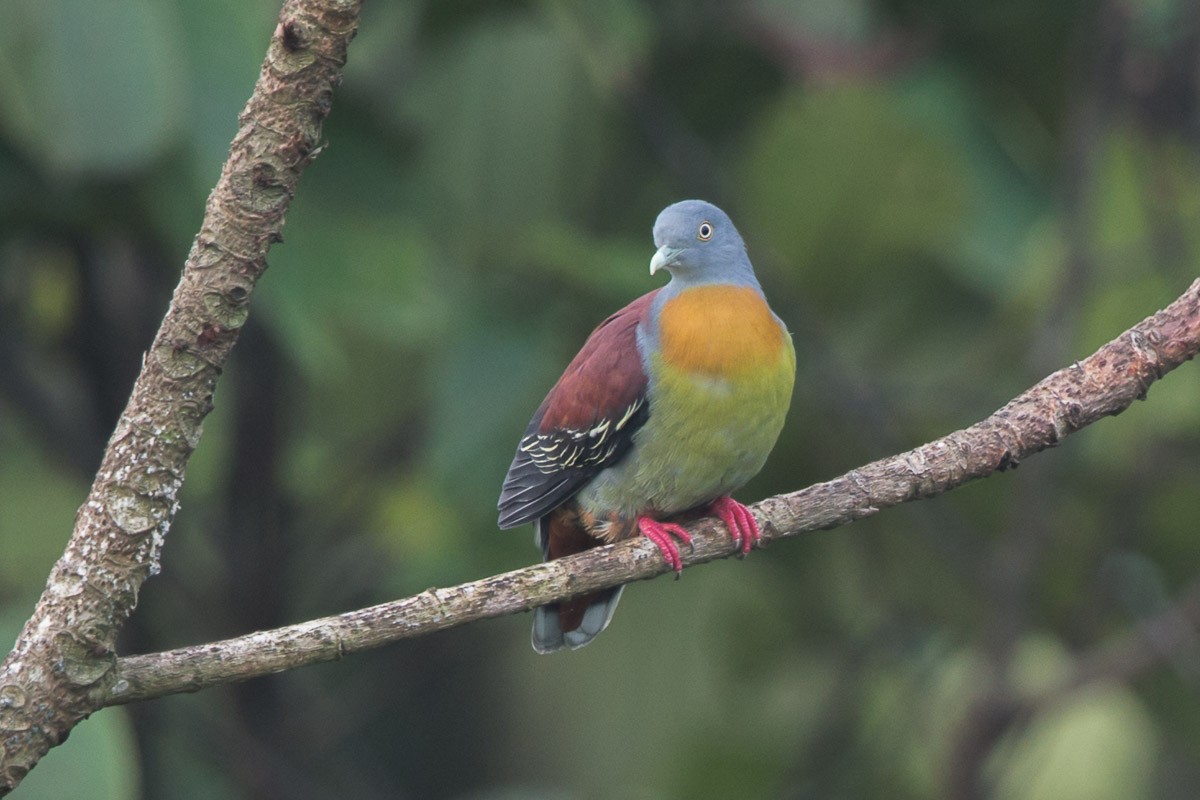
[498,200,795,653]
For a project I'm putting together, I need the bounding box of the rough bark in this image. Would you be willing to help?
[0,0,361,793]
[99,277,1200,706]
[2,0,1200,788]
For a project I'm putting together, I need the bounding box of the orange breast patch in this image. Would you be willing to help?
[657,285,786,376]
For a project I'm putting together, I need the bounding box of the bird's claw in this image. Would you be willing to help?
[709,496,760,555]
[637,516,693,576]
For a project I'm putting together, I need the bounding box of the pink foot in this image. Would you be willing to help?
[709,496,760,555]
[637,516,693,576]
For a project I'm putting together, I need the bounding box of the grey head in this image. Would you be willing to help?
[649,200,758,290]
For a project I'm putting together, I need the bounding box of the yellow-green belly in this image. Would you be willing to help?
[577,344,795,521]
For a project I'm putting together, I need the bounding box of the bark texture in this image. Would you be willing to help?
[0,0,361,793]
[2,0,1199,787]
[101,277,1200,706]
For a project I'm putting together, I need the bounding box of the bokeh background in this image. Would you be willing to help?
[3,0,1200,797]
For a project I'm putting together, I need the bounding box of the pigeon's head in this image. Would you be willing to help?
[649,200,752,285]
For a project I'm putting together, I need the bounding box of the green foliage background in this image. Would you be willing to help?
[2,0,1200,797]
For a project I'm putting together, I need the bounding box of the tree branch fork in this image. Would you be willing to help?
[1,0,1199,789]
[0,0,362,792]
[108,276,1200,706]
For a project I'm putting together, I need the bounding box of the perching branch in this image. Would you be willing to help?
[0,0,361,794]
[2,0,1199,792]
[101,277,1200,706]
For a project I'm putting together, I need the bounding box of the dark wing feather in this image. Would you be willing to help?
[497,290,658,529]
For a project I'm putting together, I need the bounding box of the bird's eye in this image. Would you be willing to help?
[697,222,714,241]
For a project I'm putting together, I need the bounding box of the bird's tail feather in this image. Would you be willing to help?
[531,513,624,653]
[532,586,624,653]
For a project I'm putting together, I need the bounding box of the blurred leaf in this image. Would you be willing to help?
[509,220,654,301]
[0,0,186,174]
[260,211,447,380]
[739,86,969,307]
[993,685,1159,800]
[541,0,654,96]
[25,247,80,341]
[397,14,607,257]
[371,475,467,589]
[1094,128,1153,258]
[1077,278,1171,355]
[0,608,140,800]
[895,64,1050,295]
[1005,635,1073,695]
[172,0,280,172]
[991,637,1159,800]
[0,240,81,343]
[426,315,562,509]
[0,424,85,594]
[13,709,142,800]
[749,0,878,42]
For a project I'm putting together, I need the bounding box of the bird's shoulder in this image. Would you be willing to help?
[537,288,658,430]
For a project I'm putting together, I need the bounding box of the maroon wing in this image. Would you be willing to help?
[497,290,658,529]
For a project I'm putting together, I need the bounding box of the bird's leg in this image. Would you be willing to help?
[708,496,760,555]
[637,516,693,576]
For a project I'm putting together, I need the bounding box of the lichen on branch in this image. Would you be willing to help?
[0,0,363,793]
[102,277,1200,707]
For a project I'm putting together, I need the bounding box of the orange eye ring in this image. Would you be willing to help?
[697,222,714,241]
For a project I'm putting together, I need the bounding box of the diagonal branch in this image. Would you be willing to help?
[2,0,1198,789]
[0,0,362,794]
[104,277,1200,707]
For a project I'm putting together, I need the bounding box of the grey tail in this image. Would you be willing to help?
[530,517,625,653]
[532,586,625,654]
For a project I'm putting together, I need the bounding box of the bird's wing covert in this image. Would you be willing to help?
[497,290,657,528]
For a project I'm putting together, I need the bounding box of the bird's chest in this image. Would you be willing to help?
[576,289,794,520]
[655,285,786,377]
[648,286,793,467]
[632,355,790,505]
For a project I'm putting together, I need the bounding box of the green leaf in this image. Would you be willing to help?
[0,426,86,594]
[993,685,1159,800]
[12,709,142,800]
[260,211,448,380]
[396,15,607,257]
[739,86,969,307]
[0,0,186,175]
[991,637,1159,800]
